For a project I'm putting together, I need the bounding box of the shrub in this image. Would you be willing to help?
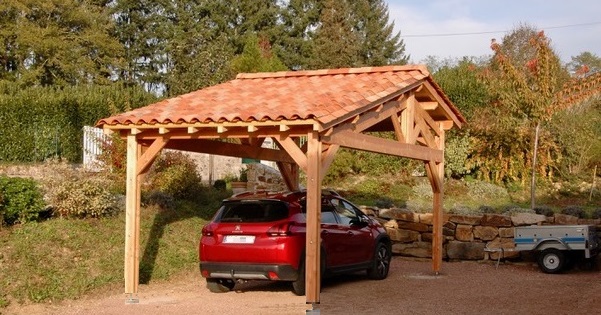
[561,205,585,219]
[213,180,227,191]
[53,179,119,218]
[534,205,554,217]
[592,208,601,219]
[374,197,395,209]
[478,205,496,214]
[147,151,203,201]
[0,175,46,225]
[142,191,175,211]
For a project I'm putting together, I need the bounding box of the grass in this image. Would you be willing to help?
[0,199,218,308]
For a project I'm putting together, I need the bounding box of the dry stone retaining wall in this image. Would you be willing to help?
[369,207,601,262]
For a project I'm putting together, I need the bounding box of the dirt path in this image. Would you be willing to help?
[3,257,600,315]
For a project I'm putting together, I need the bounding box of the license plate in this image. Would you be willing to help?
[223,235,255,244]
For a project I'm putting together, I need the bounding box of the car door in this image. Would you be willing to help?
[330,197,374,265]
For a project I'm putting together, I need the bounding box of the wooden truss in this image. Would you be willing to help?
[104,80,462,307]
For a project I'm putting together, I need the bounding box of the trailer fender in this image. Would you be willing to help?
[534,239,569,252]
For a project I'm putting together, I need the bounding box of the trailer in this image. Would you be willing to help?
[513,225,599,273]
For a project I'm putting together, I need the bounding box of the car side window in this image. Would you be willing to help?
[321,205,338,224]
[330,198,358,226]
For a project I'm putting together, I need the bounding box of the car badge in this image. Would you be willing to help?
[234,225,241,232]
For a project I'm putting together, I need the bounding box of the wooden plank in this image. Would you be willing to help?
[325,131,443,163]
[390,113,404,143]
[124,134,140,295]
[305,131,322,306]
[422,81,463,128]
[136,137,169,175]
[419,101,439,110]
[274,136,308,171]
[276,162,300,191]
[414,103,442,137]
[414,115,436,149]
[319,144,340,182]
[329,99,405,135]
[401,93,416,144]
[164,139,295,164]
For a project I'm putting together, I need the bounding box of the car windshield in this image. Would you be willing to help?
[216,200,289,223]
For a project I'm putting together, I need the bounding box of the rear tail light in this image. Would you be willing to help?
[267,222,293,237]
[268,271,279,280]
[202,223,216,237]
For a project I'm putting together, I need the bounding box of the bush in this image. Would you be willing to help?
[0,176,46,225]
[534,205,554,217]
[147,151,203,201]
[213,180,227,191]
[592,208,601,219]
[561,205,585,219]
[53,179,120,218]
[142,191,175,211]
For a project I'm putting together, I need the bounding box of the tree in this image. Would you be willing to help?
[351,0,408,66]
[276,0,322,70]
[0,0,124,87]
[477,25,601,208]
[568,51,601,77]
[231,34,288,74]
[311,0,360,69]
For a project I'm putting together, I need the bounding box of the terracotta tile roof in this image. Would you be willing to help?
[96,65,462,128]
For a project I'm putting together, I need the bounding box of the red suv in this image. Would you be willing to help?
[199,190,392,295]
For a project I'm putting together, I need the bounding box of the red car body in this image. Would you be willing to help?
[199,190,392,295]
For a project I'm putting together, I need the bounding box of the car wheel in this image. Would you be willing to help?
[537,249,565,274]
[291,260,305,296]
[206,278,235,293]
[291,251,326,296]
[367,242,391,280]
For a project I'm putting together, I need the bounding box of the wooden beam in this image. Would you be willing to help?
[325,130,443,163]
[391,113,404,143]
[422,81,463,128]
[274,136,308,171]
[136,137,169,175]
[124,134,141,298]
[164,139,295,164]
[401,93,416,144]
[330,99,406,135]
[305,131,322,306]
[414,103,443,137]
[320,144,340,182]
[419,101,439,110]
[276,162,300,191]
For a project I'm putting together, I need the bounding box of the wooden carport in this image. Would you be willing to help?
[96,65,465,310]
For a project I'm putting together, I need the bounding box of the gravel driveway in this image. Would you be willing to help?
[4,257,600,315]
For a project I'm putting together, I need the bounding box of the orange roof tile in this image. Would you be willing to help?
[96,65,463,128]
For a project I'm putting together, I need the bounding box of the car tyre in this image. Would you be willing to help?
[367,242,391,280]
[206,278,235,293]
[292,251,326,296]
[537,249,565,274]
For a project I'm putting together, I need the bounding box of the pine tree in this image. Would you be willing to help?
[311,0,360,69]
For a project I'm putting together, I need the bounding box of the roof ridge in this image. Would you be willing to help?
[235,64,430,80]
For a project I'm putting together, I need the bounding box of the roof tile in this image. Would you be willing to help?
[97,65,462,128]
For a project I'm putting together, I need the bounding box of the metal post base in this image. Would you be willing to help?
[125,293,139,304]
[306,303,320,314]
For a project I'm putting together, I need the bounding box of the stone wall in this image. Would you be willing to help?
[366,207,601,262]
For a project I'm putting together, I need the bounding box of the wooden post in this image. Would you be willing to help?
[432,129,445,274]
[124,134,141,302]
[305,131,322,308]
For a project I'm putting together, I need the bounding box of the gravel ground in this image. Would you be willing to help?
[3,257,600,315]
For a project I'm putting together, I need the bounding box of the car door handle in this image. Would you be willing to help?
[347,231,354,236]
[321,230,328,235]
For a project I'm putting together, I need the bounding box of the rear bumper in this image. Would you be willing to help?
[199,262,299,281]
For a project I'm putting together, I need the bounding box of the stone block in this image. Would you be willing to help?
[485,237,519,260]
[473,226,498,241]
[498,227,514,238]
[554,214,579,225]
[386,228,420,243]
[455,224,474,242]
[511,213,547,226]
[392,241,440,258]
[481,214,512,227]
[446,241,485,260]
[379,208,419,222]
[419,213,433,225]
[448,214,482,225]
[398,221,430,232]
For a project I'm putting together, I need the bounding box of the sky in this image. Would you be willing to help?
[386,0,601,64]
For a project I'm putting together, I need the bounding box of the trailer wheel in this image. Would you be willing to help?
[537,249,565,274]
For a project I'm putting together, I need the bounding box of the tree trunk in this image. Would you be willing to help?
[530,122,540,210]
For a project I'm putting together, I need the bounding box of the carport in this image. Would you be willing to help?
[96,65,465,310]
